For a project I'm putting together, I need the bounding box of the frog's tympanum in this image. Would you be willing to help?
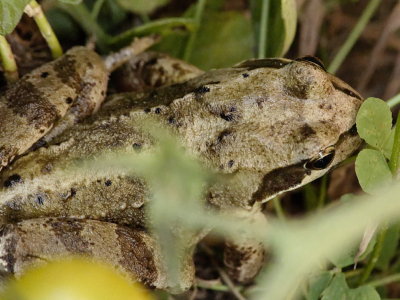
[0,48,363,292]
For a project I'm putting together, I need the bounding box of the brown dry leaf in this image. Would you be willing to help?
[298,0,325,56]
[384,51,400,99]
[357,2,400,91]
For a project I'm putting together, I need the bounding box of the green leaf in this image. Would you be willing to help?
[347,285,380,300]
[307,272,333,300]
[356,97,392,152]
[322,274,380,300]
[0,0,31,35]
[376,223,400,270]
[115,0,169,15]
[250,0,297,57]
[321,273,348,300]
[355,149,392,194]
[189,11,254,69]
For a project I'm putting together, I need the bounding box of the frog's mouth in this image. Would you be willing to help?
[250,123,362,203]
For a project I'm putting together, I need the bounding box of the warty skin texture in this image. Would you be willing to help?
[0,52,363,291]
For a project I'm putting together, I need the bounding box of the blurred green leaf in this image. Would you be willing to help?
[307,271,332,300]
[189,11,254,69]
[355,149,392,194]
[250,0,297,57]
[321,274,380,300]
[115,0,169,15]
[0,0,31,35]
[321,273,348,300]
[58,0,82,3]
[376,223,400,270]
[356,97,393,153]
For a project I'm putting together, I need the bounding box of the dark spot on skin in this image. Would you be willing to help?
[228,160,234,168]
[217,129,232,143]
[193,86,210,94]
[40,72,49,78]
[250,161,307,204]
[242,73,249,78]
[4,80,59,129]
[101,90,105,96]
[0,224,18,273]
[105,180,112,186]
[299,124,316,139]
[70,188,77,197]
[36,195,45,205]
[168,116,176,125]
[4,174,22,188]
[220,113,234,121]
[65,97,73,104]
[39,129,45,134]
[115,226,157,285]
[144,108,151,113]
[132,143,142,151]
[154,107,161,114]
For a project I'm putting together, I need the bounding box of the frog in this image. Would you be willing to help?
[0,47,363,293]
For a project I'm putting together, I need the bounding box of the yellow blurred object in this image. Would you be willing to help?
[0,258,153,300]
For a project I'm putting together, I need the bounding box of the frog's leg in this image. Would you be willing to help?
[0,217,194,292]
[223,204,267,283]
[110,51,203,93]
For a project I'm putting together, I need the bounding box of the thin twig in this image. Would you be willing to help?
[258,0,271,58]
[0,35,18,82]
[183,0,207,61]
[387,93,400,108]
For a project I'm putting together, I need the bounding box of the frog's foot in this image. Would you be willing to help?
[223,207,267,283]
[0,217,194,292]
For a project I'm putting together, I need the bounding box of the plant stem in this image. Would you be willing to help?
[25,0,63,58]
[58,2,110,52]
[327,0,381,74]
[90,0,106,20]
[387,93,400,109]
[273,196,286,220]
[358,225,387,285]
[183,0,207,62]
[109,18,196,48]
[258,0,270,59]
[389,113,400,176]
[0,35,18,82]
[367,273,400,287]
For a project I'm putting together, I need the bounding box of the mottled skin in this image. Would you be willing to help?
[0,52,363,291]
[0,47,108,169]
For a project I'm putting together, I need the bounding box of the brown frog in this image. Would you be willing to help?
[0,49,363,292]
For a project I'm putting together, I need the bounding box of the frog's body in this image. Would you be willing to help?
[0,49,363,291]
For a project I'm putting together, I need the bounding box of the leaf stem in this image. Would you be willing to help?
[389,113,400,176]
[387,93,400,109]
[25,0,63,58]
[110,18,196,48]
[257,0,270,59]
[183,0,207,62]
[327,0,381,74]
[358,225,387,285]
[90,0,106,20]
[366,273,400,287]
[0,35,18,82]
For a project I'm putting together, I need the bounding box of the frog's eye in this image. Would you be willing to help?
[296,56,326,71]
[304,146,335,170]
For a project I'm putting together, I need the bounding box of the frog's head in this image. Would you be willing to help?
[201,57,363,205]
